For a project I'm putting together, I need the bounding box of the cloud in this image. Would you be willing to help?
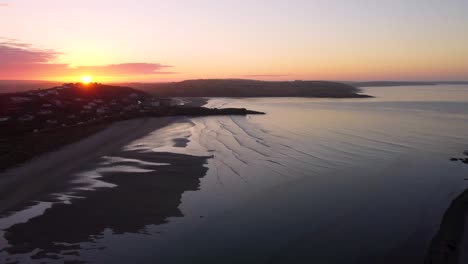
[75,63,172,76]
[0,3,9,7]
[0,39,176,79]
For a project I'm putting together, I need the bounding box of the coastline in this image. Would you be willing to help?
[0,97,264,173]
[425,180,468,264]
[0,117,177,215]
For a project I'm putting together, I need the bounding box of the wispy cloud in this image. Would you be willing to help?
[0,39,176,79]
[0,3,9,7]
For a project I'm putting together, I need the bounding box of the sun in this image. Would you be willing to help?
[80,75,92,84]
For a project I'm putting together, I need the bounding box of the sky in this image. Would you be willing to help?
[0,0,467,82]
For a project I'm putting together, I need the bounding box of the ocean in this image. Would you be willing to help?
[2,85,468,263]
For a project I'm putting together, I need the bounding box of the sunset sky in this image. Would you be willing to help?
[1,0,467,82]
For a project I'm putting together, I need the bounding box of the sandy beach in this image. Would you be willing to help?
[0,117,177,215]
[0,98,209,216]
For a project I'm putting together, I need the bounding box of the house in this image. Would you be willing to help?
[83,105,93,110]
[0,117,10,122]
[67,115,76,119]
[129,93,139,99]
[39,110,52,115]
[47,90,59,96]
[10,96,32,103]
[46,120,58,125]
[52,99,63,107]
[18,115,34,121]
[96,107,108,114]
[42,103,53,108]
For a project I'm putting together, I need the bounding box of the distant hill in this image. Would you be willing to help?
[348,81,468,87]
[0,80,62,94]
[122,79,371,98]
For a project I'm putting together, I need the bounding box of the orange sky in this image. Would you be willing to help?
[1,0,467,82]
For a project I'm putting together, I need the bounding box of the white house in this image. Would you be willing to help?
[10,96,32,103]
[96,108,108,114]
[39,110,52,115]
[47,90,59,96]
[18,115,34,121]
[0,117,10,122]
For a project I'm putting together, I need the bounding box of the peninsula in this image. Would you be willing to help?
[120,79,372,98]
[0,83,263,172]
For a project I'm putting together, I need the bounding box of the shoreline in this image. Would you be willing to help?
[0,97,264,173]
[425,175,468,264]
[0,97,206,173]
[0,117,178,215]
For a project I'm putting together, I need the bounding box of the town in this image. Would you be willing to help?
[0,82,181,137]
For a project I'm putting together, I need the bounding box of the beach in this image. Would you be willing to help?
[0,117,177,215]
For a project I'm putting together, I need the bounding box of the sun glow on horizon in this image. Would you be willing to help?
[80,75,92,84]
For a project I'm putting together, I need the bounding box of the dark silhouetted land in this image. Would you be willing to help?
[122,79,372,98]
[348,81,468,87]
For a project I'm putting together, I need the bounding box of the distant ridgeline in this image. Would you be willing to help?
[125,79,372,98]
[348,81,468,87]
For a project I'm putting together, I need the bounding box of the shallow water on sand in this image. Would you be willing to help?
[2,85,468,263]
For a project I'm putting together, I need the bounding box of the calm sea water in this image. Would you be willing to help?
[2,85,468,263]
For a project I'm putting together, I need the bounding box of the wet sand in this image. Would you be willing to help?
[0,116,216,263]
[2,151,211,262]
[0,117,176,215]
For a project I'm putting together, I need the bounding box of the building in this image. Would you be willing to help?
[18,115,34,121]
[10,96,32,103]
[39,110,52,115]
[46,120,58,125]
